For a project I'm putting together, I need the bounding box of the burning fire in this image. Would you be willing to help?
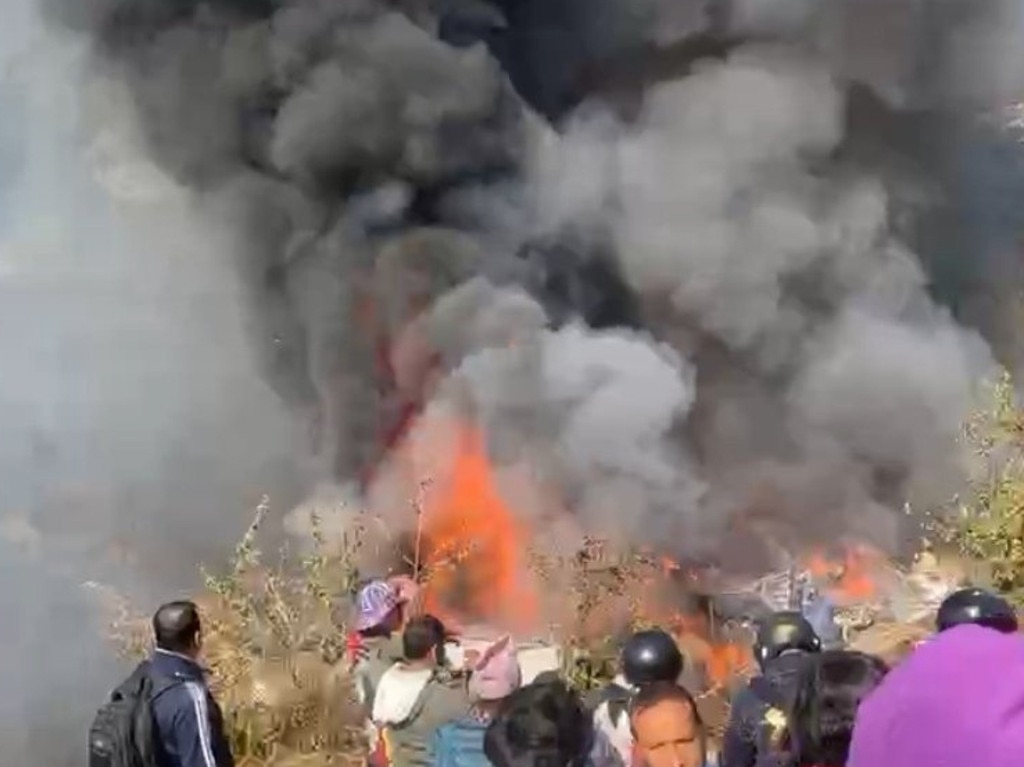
[668,608,753,689]
[386,415,540,632]
[648,558,753,688]
[377,414,841,691]
[805,544,883,604]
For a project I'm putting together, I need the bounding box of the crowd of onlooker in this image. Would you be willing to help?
[89,579,1024,767]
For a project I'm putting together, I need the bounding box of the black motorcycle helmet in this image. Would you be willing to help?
[753,611,821,670]
[936,587,1018,634]
[621,629,684,686]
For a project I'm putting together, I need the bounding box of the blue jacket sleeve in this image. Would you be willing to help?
[720,688,758,767]
[170,681,228,767]
[434,723,460,767]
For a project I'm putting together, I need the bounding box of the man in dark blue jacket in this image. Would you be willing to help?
[721,612,820,767]
[149,601,234,767]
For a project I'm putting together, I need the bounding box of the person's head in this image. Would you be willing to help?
[754,611,821,671]
[848,625,1024,767]
[785,650,889,767]
[629,682,706,767]
[622,629,684,687]
[936,587,1018,634]
[484,677,590,767]
[354,579,404,636]
[402,614,447,667]
[469,636,522,707]
[153,600,202,657]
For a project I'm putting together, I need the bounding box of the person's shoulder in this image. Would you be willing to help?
[424,677,470,719]
[155,678,213,720]
[437,716,485,742]
[431,675,470,703]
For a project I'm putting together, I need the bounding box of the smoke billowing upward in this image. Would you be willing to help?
[34,0,1024,551]
[10,0,1024,756]
[0,1,307,762]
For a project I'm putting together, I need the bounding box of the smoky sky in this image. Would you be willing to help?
[9,0,1024,758]
[0,2,311,763]
[32,0,1024,548]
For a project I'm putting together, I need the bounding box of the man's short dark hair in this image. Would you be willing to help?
[629,681,704,734]
[152,600,202,653]
[484,678,591,767]
[402,614,446,661]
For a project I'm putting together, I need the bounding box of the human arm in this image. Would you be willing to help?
[169,682,233,767]
[719,688,758,767]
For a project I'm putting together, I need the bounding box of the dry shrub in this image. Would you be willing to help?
[104,496,395,766]
[941,371,1024,603]
[529,538,668,688]
[95,500,757,761]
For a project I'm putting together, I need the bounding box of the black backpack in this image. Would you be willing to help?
[89,661,181,767]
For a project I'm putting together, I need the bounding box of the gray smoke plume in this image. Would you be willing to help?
[525,37,999,555]
[35,0,1024,549]
[12,0,1024,757]
[0,2,307,763]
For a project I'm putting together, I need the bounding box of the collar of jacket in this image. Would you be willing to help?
[612,673,635,691]
[151,648,208,682]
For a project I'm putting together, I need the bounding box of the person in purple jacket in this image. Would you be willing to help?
[847,623,1024,767]
[149,601,234,767]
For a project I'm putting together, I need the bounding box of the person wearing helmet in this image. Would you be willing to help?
[936,587,1018,634]
[721,612,821,767]
[590,629,685,766]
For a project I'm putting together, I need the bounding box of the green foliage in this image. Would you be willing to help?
[952,371,1024,605]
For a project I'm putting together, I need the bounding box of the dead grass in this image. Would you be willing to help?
[101,497,381,766]
[96,499,747,763]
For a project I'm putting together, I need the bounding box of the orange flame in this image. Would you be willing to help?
[412,421,539,632]
[706,643,751,687]
[669,611,752,688]
[805,544,881,604]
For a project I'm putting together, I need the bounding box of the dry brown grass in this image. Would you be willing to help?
[100,497,382,766]
[96,496,661,764]
[96,498,765,763]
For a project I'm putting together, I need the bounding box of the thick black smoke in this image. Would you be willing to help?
[12,2,1024,758]
[38,0,1024,557]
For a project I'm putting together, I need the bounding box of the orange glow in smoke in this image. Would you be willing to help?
[805,544,881,604]
[706,643,752,687]
[415,422,539,632]
[651,563,748,688]
[669,609,752,688]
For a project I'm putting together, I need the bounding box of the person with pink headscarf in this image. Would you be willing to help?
[432,636,522,767]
